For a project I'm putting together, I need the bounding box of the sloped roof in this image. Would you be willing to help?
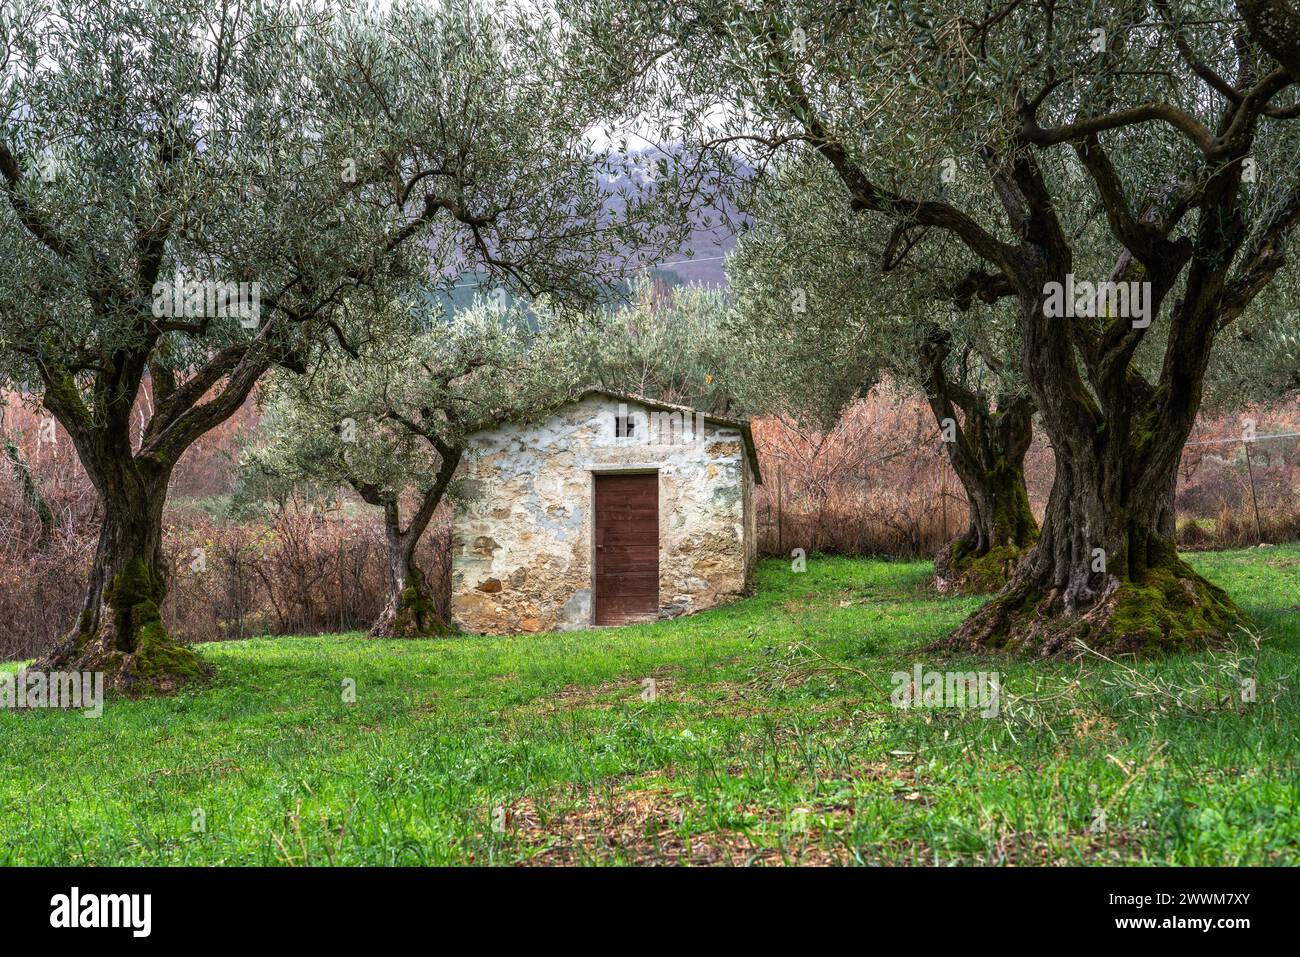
[487,386,760,486]
[572,388,761,485]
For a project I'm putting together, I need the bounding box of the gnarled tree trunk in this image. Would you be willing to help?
[921,328,1038,595]
[944,439,1234,658]
[756,0,1298,657]
[939,266,1239,657]
[27,334,273,693]
[30,451,209,693]
[360,445,461,638]
[372,515,447,638]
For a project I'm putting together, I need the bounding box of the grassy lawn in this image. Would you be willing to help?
[2,545,1298,866]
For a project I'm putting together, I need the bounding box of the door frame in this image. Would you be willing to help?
[589,468,659,626]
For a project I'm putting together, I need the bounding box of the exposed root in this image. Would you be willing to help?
[28,556,210,696]
[935,552,1239,658]
[29,612,210,697]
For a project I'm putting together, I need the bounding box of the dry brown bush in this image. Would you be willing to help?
[0,499,452,662]
[755,389,1299,559]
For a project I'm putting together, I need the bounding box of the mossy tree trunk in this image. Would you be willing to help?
[373,517,449,638]
[355,444,461,638]
[921,327,1038,594]
[30,448,209,693]
[943,435,1236,657]
[939,249,1242,656]
[27,339,273,694]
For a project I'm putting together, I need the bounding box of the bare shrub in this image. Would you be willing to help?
[165,500,453,643]
[754,388,1053,559]
[1175,402,1300,549]
[755,389,1298,559]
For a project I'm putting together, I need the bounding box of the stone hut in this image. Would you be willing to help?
[451,388,762,634]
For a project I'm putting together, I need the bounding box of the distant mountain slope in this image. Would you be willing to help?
[429,146,741,313]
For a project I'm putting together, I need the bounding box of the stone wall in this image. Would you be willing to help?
[451,394,754,635]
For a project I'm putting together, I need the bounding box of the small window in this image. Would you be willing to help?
[615,415,636,438]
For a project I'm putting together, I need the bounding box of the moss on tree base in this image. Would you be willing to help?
[933,476,1039,596]
[935,551,1240,659]
[369,580,456,638]
[29,556,210,697]
[29,612,210,697]
[934,542,1032,595]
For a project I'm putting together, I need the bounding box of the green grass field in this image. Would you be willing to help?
[2,545,1298,866]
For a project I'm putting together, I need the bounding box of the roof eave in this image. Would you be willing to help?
[577,387,762,485]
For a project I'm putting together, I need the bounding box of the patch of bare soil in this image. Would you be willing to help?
[985,827,1147,865]
[840,827,1146,866]
[498,766,1146,866]
[535,674,678,714]
[509,784,848,866]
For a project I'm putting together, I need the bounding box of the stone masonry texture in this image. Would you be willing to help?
[451,394,756,634]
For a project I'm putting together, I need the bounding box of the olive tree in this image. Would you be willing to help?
[726,156,1037,593]
[1205,276,1300,406]
[584,277,739,412]
[0,0,681,690]
[247,299,588,637]
[572,0,1300,655]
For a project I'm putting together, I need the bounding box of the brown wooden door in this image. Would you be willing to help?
[594,473,659,625]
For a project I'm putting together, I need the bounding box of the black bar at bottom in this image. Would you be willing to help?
[0,865,1280,943]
